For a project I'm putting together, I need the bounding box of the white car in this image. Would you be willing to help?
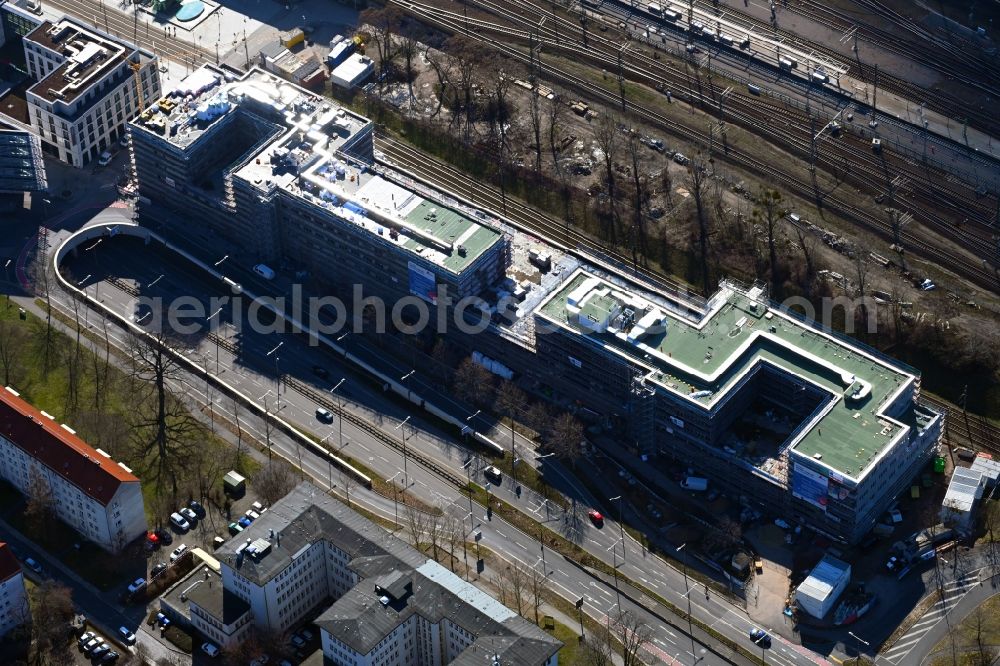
[201,642,220,658]
[97,150,113,167]
[169,544,188,563]
[179,507,198,523]
[169,512,190,531]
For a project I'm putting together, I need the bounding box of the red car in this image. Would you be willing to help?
[588,510,604,526]
[145,532,160,547]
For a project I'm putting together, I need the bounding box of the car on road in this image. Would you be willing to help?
[118,626,136,645]
[126,578,146,595]
[97,150,112,167]
[24,557,42,574]
[169,512,190,531]
[316,407,334,423]
[312,365,329,379]
[483,466,503,485]
[78,631,96,648]
[587,510,604,526]
[888,508,903,524]
[202,642,220,658]
[151,562,167,577]
[749,628,771,648]
[169,544,188,563]
[188,499,206,517]
[179,507,198,523]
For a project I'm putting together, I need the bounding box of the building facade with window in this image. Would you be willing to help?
[0,542,27,637]
[212,483,560,665]
[0,386,147,552]
[2,14,160,166]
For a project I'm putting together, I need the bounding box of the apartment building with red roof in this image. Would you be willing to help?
[0,386,146,553]
[0,542,27,636]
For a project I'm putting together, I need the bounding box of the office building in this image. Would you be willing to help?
[129,65,508,301]
[0,14,159,167]
[200,482,560,664]
[127,66,940,545]
[0,386,147,552]
[532,268,942,543]
[0,542,27,637]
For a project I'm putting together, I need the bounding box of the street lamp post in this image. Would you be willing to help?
[387,472,402,528]
[847,631,869,666]
[401,370,415,402]
[395,415,412,489]
[677,543,696,662]
[330,378,346,451]
[609,495,626,564]
[207,306,224,372]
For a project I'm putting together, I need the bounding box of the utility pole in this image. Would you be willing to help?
[610,495,626,564]
[677,543,696,660]
[395,416,412,489]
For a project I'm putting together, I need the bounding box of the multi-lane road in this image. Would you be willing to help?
[46,212,846,666]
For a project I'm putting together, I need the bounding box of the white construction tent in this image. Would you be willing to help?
[795,554,851,619]
[941,466,986,529]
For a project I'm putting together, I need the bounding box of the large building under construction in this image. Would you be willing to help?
[129,66,941,545]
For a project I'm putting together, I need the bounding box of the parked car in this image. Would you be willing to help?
[291,634,306,648]
[156,612,171,628]
[97,150,112,167]
[92,643,111,658]
[169,544,188,563]
[169,512,190,531]
[245,509,260,521]
[188,499,206,517]
[151,562,167,577]
[238,516,252,528]
[251,501,265,512]
[78,631,96,648]
[201,642,220,658]
[587,510,604,526]
[101,650,120,663]
[179,507,198,523]
[299,628,314,641]
[24,557,42,574]
[83,637,101,653]
[229,522,244,535]
[118,626,136,645]
[126,578,146,595]
[154,529,173,545]
[146,531,160,548]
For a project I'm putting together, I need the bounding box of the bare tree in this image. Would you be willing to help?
[359,7,403,96]
[424,48,453,118]
[251,459,298,506]
[580,617,615,666]
[126,328,203,499]
[0,318,28,387]
[30,246,56,374]
[547,94,567,177]
[29,580,75,664]
[25,466,56,538]
[625,128,649,268]
[405,503,431,551]
[495,381,527,420]
[452,357,495,408]
[492,561,532,617]
[615,610,653,666]
[593,111,622,244]
[529,565,549,624]
[399,35,419,104]
[753,188,785,294]
[688,160,713,296]
[547,412,584,465]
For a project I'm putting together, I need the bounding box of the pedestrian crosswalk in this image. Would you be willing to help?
[880,571,981,664]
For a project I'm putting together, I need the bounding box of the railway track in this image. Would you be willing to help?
[694,0,1000,138]
[922,394,1000,457]
[451,0,1000,240]
[397,0,1000,290]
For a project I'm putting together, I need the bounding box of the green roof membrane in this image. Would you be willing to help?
[538,270,914,479]
[402,200,500,273]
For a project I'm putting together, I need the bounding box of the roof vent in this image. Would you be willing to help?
[60,424,76,435]
[40,411,55,420]
[813,453,822,460]
[378,595,390,607]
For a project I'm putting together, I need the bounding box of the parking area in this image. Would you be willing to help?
[75,626,130,665]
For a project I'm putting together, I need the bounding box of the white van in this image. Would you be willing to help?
[253,264,276,280]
